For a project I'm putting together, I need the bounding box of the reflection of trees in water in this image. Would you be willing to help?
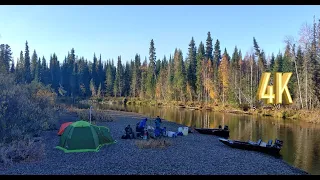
[99,104,320,175]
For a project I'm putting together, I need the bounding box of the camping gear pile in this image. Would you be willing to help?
[121,116,191,140]
[56,120,116,153]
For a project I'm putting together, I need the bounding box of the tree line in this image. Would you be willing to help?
[1,17,320,109]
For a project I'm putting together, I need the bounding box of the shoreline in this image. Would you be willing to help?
[87,97,320,124]
[0,109,309,175]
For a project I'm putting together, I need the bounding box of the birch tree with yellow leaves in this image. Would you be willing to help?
[219,54,229,106]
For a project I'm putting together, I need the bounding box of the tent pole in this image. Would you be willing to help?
[90,106,93,124]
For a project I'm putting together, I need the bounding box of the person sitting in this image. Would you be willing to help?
[121,125,134,139]
[136,118,148,138]
[223,125,229,131]
[155,116,162,129]
[154,116,164,137]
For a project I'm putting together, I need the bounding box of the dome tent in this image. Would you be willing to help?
[57,122,73,136]
[56,120,116,153]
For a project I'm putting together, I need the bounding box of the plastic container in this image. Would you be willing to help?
[178,127,183,132]
[182,127,189,136]
[167,131,176,138]
[162,127,167,136]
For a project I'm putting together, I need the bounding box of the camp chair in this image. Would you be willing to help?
[266,140,273,147]
[256,139,262,145]
[274,139,284,148]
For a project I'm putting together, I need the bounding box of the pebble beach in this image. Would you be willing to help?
[0,110,309,175]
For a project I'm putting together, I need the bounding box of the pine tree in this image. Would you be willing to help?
[97,54,104,90]
[296,46,303,74]
[105,60,114,96]
[146,39,156,98]
[273,52,283,72]
[41,56,49,85]
[140,57,148,98]
[33,57,40,82]
[223,48,230,62]
[24,41,31,83]
[213,39,221,68]
[156,59,161,78]
[187,37,197,95]
[50,53,60,93]
[0,44,12,74]
[165,55,174,101]
[173,49,186,101]
[71,60,79,98]
[253,37,266,82]
[205,32,213,62]
[213,39,221,94]
[131,54,141,97]
[113,56,123,97]
[123,62,131,96]
[15,51,24,83]
[82,59,91,97]
[270,53,275,71]
[31,50,38,81]
[91,53,98,91]
[231,46,239,70]
[196,41,205,101]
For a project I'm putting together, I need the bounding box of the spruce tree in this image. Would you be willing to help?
[24,41,31,83]
[146,39,156,98]
[196,41,205,101]
[31,50,38,81]
[187,37,197,93]
[205,32,213,62]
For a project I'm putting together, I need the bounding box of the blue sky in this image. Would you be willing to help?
[1,5,320,64]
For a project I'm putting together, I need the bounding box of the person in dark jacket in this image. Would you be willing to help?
[121,125,134,139]
[155,116,162,129]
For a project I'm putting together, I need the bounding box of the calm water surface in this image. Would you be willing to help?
[97,103,320,175]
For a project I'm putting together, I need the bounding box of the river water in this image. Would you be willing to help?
[97,103,320,175]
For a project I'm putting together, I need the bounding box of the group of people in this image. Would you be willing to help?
[121,116,164,139]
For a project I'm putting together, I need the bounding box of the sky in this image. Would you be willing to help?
[1,5,320,64]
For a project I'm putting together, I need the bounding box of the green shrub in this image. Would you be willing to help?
[0,73,57,149]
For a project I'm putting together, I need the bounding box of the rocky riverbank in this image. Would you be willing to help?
[0,109,308,175]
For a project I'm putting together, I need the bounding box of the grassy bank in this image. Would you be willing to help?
[90,97,320,124]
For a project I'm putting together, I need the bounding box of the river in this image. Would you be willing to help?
[96,103,320,175]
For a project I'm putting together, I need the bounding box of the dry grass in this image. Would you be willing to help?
[135,139,172,149]
[297,109,320,124]
[69,107,114,122]
[0,137,45,165]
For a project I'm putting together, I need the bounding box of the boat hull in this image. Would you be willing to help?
[195,128,229,138]
[219,138,281,157]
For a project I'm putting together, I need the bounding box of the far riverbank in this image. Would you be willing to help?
[83,97,320,124]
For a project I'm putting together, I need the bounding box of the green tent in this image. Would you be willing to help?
[56,120,116,153]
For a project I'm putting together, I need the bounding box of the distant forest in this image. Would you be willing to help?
[1,17,320,109]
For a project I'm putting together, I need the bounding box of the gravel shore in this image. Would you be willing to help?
[0,110,309,175]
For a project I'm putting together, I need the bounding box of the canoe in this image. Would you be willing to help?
[195,128,229,138]
[219,138,283,156]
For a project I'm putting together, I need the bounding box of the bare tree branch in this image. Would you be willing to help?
[299,22,313,51]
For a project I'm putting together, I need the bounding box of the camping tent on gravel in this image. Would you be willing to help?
[56,120,116,153]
